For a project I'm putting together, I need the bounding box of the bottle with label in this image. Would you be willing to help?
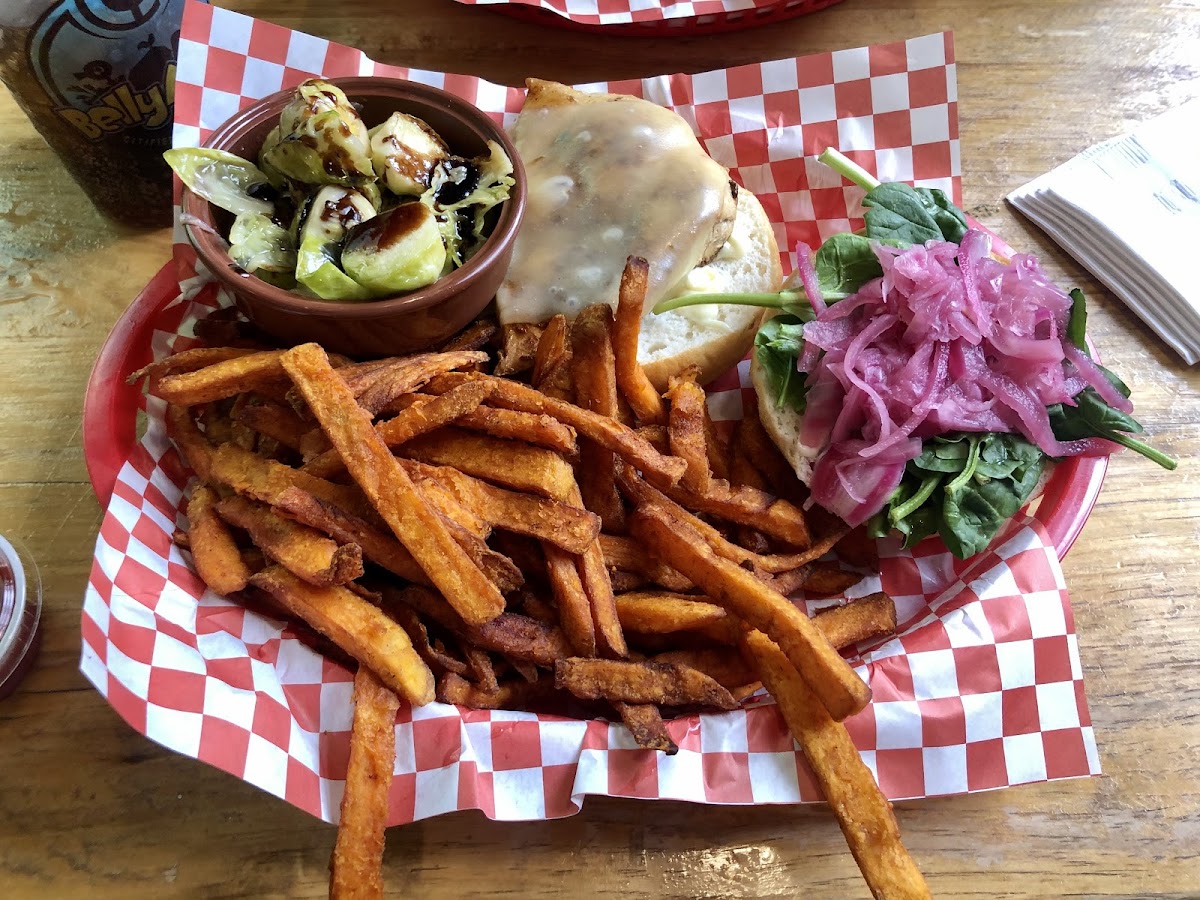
[0,0,184,228]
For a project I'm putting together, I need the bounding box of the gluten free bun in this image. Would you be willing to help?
[640,189,782,390]
[499,79,782,389]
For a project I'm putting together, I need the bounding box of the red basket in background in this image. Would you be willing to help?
[479,0,845,36]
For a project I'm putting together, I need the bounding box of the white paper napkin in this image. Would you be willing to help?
[1008,98,1200,365]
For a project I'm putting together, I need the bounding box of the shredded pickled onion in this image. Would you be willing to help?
[801,229,1129,526]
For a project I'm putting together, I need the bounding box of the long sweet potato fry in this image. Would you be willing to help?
[330,666,400,900]
[153,350,288,405]
[612,257,666,425]
[400,427,576,500]
[251,566,434,704]
[280,343,504,626]
[185,484,251,595]
[628,503,870,722]
[215,493,363,586]
[555,658,737,709]
[571,303,625,531]
[543,541,597,657]
[741,629,930,899]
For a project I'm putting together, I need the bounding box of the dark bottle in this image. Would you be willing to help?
[0,0,184,228]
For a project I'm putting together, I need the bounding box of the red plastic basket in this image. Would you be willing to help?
[486,0,845,36]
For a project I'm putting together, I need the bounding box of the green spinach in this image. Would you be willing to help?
[753,313,811,413]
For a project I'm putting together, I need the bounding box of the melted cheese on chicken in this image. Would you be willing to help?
[497,94,732,324]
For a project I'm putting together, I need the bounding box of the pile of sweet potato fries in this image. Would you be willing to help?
[131,258,930,899]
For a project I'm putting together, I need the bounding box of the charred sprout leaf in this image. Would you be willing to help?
[341,203,446,294]
[753,313,811,413]
[228,213,296,276]
[422,140,515,268]
[262,80,374,187]
[165,147,274,217]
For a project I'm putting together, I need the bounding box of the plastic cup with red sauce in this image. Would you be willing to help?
[0,535,42,700]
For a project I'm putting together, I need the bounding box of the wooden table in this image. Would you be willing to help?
[1,1,1197,896]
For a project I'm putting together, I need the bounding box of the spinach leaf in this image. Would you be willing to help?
[874,432,1047,558]
[812,232,883,297]
[1048,290,1176,469]
[754,313,811,413]
[862,182,970,246]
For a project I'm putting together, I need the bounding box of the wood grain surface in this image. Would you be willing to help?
[1,1,1198,897]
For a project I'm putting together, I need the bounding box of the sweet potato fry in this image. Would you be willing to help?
[531,313,569,389]
[152,350,289,405]
[252,566,434,704]
[233,400,310,452]
[667,373,713,493]
[438,317,498,352]
[628,503,870,722]
[387,586,574,668]
[330,666,399,900]
[735,398,806,499]
[424,372,687,488]
[356,351,489,416]
[615,591,730,635]
[802,562,863,596]
[399,460,601,554]
[165,403,216,481]
[281,343,504,626]
[544,542,597,657]
[462,406,578,453]
[437,672,561,711]
[554,658,737,709]
[613,257,666,425]
[215,493,363,586]
[304,381,495,478]
[571,303,625,531]
[813,593,897,649]
[388,603,469,676]
[569,483,627,660]
[665,478,811,548]
[208,442,376,524]
[614,701,677,754]
[649,648,758,691]
[765,565,812,597]
[400,427,576,500]
[741,629,930,900]
[185,484,251,595]
[598,534,692,593]
[461,644,500,694]
[494,322,543,376]
[271,487,432,585]
[127,347,259,387]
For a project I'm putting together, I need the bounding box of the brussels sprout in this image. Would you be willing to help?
[422,140,515,267]
[262,80,374,187]
[341,202,446,294]
[228,212,296,277]
[164,147,274,217]
[368,112,449,196]
[295,186,377,301]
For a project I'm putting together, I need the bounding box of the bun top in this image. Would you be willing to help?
[497,79,736,325]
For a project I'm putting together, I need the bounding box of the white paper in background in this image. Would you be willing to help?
[1008,98,1200,365]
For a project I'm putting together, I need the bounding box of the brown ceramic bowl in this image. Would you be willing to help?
[180,77,525,357]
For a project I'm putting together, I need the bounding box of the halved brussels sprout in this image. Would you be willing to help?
[341,202,446,294]
[228,212,296,277]
[165,147,274,217]
[368,112,449,196]
[262,80,374,187]
[295,186,377,301]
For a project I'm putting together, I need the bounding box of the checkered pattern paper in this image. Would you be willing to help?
[81,0,1099,826]
[454,0,843,29]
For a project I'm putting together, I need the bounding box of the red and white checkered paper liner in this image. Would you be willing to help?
[81,0,1100,825]
[455,0,839,29]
